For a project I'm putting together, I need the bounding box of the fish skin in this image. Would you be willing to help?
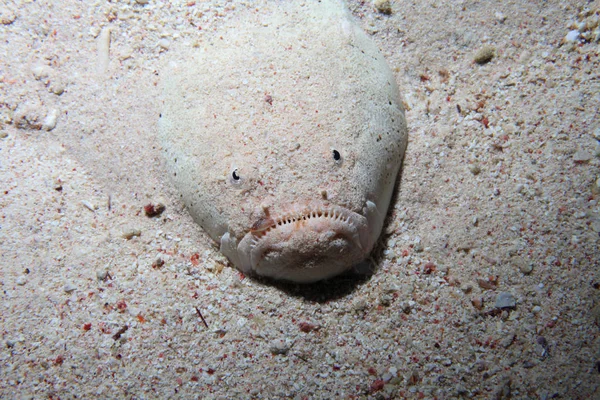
[158,0,408,283]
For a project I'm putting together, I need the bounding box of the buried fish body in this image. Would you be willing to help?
[158,0,408,283]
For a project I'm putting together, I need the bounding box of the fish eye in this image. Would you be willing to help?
[332,149,341,162]
[229,165,245,186]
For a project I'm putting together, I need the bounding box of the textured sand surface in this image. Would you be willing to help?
[1,0,599,398]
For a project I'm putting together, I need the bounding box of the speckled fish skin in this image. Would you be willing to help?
[158,0,408,283]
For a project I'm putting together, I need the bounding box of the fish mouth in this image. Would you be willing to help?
[233,203,375,283]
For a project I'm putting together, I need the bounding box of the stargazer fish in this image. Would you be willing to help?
[158,0,408,283]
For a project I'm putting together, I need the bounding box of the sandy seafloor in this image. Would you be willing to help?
[1,0,599,398]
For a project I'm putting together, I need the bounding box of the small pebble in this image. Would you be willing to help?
[495,378,512,399]
[96,269,109,280]
[81,200,97,212]
[521,263,533,274]
[158,38,171,50]
[469,164,481,175]
[592,218,600,233]
[413,242,424,252]
[474,46,495,64]
[500,333,515,348]
[495,292,516,309]
[325,353,335,365]
[536,336,549,357]
[373,0,392,15]
[0,8,16,25]
[144,202,166,217]
[400,301,412,314]
[477,278,496,290]
[97,28,111,75]
[573,150,592,162]
[42,109,58,131]
[135,0,149,4]
[460,282,473,294]
[16,276,27,286]
[352,298,368,312]
[152,258,165,269]
[14,103,43,130]
[63,283,77,293]
[515,258,533,274]
[379,293,393,307]
[122,229,141,239]
[571,235,580,245]
[592,177,600,195]
[536,336,548,348]
[455,385,468,396]
[471,297,483,310]
[564,30,580,43]
[456,241,474,252]
[49,80,65,95]
[31,64,51,80]
[269,339,292,355]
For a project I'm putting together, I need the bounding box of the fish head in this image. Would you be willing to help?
[159,3,408,283]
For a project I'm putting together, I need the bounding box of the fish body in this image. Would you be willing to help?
[159,0,408,283]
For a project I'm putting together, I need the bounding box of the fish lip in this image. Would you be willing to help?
[235,202,374,283]
[249,204,366,242]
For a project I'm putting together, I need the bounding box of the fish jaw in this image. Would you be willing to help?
[219,201,383,283]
